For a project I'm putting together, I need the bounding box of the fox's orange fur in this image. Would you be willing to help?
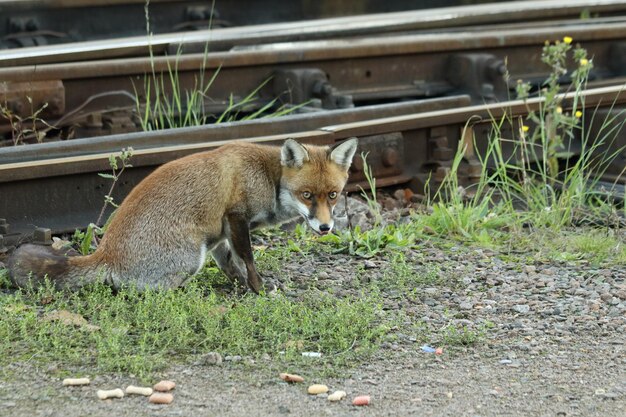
[9,138,358,293]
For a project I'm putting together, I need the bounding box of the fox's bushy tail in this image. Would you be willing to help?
[8,244,105,290]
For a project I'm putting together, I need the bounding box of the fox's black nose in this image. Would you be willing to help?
[319,224,331,233]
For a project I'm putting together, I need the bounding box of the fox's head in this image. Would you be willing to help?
[280,138,358,235]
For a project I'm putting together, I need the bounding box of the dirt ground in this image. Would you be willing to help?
[2,227,625,417]
[2,337,624,417]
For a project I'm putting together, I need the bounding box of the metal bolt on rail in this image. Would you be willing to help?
[33,228,52,246]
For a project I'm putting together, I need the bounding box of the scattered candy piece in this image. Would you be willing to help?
[328,390,347,402]
[301,352,322,358]
[97,388,124,400]
[149,392,174,404]
[279,373,304,383]
[435,347,444,355]
[352,395,371,406]
[421,345,436,353]
[62,378,90,386]
[307,384,329,395]
[125,385,153,396]
[153,380,176,392]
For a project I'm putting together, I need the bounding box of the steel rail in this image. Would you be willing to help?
[2,19,626,142]
[1,85,624,244]
[7,21,626,81]
[3,0,626,66]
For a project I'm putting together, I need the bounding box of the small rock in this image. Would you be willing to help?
[393,189,407,203]
[363,260,377,269]
[202,352,223,366]
[460,302,474,310]
[513,305,530,314]
[51,237,72,250]
[524,265,536,274]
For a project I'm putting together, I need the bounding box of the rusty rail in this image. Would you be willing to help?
[1,85,624,246]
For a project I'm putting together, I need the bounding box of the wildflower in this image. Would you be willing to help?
[575,110,583,118]
[522,125,530,132]
[563,36,573,44]
[580,58,589,66]
[556,107,563,114]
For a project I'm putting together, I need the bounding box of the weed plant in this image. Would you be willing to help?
[71,148,134,254]
[477,38,625,230]
[316,38,625,259]
[424,37,625,240]
[0,98,53,145]
[135,2,302,130]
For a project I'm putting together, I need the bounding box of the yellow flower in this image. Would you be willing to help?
[522,125,530,132]
[580,58,589,66]
[563,36,573,44]
[575,110,583,118]
[556,107,563,114]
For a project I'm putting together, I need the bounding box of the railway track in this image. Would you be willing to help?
[2,17,626,143]
[0,0,519,49]
[1,84,624,248]
[1,2,626,249]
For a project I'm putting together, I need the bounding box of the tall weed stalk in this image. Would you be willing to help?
[440,37,626,232]
[135,1,302,130]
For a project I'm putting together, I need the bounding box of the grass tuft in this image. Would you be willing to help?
[0,275,386,380]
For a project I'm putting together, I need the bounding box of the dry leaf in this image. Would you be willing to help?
[42,310,100,332]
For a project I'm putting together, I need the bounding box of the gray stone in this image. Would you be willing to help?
[513,304,530,314]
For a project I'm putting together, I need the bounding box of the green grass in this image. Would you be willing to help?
[530,229,626,266]
[0,274,387,381]
[377,252,445,292]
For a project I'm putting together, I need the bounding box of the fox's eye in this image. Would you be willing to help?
[302,191,312,200]
[329,191,338,199]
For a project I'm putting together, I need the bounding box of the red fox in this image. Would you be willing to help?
[8,138,358,293]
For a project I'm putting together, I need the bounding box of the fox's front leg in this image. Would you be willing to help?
[227,214,263,294]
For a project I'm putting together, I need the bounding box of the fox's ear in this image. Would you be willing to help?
[281,139,310,168]
[329,137,358,169]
